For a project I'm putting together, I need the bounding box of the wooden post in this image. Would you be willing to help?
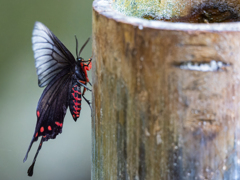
[92,0,240,179]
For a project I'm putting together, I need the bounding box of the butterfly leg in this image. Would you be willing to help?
[82,87,92,110]
[27,137,44,176]
[83,94,92,111]
[76,81,91,91]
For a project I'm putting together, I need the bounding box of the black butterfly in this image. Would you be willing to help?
[23,21,92,176]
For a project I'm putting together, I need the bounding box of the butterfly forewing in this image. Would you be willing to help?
[32,21,75,87]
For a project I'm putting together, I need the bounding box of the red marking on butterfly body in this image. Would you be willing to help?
[73,110,80,115]
[73,100,81,106]
[85,61,92,71]
[72,88,81,94]
[73,105,81,111]
[80,60,92,82]
[78,80,86,84]
[72,93,81,101]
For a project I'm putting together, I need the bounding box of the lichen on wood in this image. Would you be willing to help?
[113,0,240,20]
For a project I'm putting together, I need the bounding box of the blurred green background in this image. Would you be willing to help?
[0,0,93,179]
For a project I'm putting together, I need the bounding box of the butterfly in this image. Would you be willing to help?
[23,21,92,176]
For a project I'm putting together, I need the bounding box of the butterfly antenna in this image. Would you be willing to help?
[75,35,79,58]
[78,37,90,56]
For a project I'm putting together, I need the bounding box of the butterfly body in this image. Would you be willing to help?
[24,21,92,176]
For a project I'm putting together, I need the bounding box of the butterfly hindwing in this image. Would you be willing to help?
[32,21,75,87]
[23,69,72,176]
[35,70,71,140]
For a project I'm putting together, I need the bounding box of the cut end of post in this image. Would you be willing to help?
[112,0,240,23]
[94,0,240,31]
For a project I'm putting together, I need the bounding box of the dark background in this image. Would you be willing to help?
[0,0,93,179]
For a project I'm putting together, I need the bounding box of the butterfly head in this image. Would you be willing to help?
[74,36,92,82]
[77,57,83,62]
[77,57,91,68]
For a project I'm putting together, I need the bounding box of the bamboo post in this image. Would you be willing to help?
[92,0,240,179]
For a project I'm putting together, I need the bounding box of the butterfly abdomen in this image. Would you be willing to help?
[69,82,82,121]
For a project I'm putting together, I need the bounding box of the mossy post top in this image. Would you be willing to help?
[93,0,240,31]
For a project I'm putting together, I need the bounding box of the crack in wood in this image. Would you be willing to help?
[174,60,230,71]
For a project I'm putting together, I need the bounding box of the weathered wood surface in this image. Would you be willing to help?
[92,0,240,179]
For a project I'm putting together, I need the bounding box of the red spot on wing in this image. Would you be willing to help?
[40,127,44,132]
[37,111,40,117]
[55,122,63,127]
[35,132,38,137]
[48,126,52,131]
[55,122,60,126]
